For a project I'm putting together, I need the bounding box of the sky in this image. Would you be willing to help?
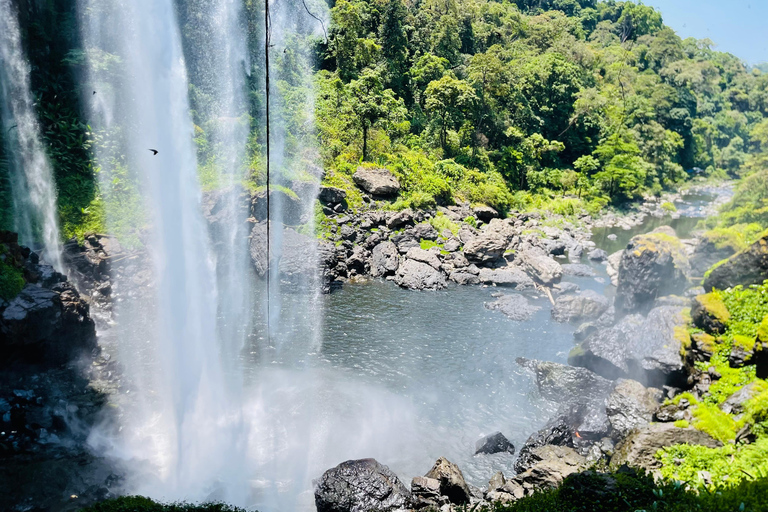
[644,0,768,65]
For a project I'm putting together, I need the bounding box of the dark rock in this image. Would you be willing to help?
[478,268,535,289]
[512,446,586,492]
[319,186,347,205]
[615,232,690,315]
[704,234,768,292]
[605,379,660,439]
[475,432,515,455]
[424,457,471,505]
[314,458,412,512]
[609,423,722,471]
[561,264,595,277]
[546,240,568,256]
[449,272,480,286]
[518,246,563,285]
[370,241,399,278]
[387,209,414,229]
[443,238,461,252]
[394,259,447,290]
[517,359,613,406]
[250,188,304,225]
[473,205,499,223]
[340,225,357,241]
[654,401,690,423]
[588,249,608,262]
[405,247,441,269]
[690,233,739,276]
[412,223,439,241]
[353,167,400,196]
[569,306,688,387]
[485,295,539,321]
[551,290,610,324]
[463,235,508,265]
[410,476,443,509]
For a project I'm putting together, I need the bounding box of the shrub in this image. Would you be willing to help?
[661,201,677,212]
[430,212,459,235]
[0,257,24,301]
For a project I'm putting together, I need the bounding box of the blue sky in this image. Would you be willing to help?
[643,0,767,65]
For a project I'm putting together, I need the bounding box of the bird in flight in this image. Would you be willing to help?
[92,91,96,95]
[148,149,159,155]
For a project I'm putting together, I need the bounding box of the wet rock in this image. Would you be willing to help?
[605,379,660,439]
[555,282,580,295]
[691,293,730,335]
[609,423,722,471]
[478,268,535,289]
[606,250,623,287]
[615,231,690,315]
[517,359,613,405]
[353,167,400,196]
[512,445,586,492]
[560,264,595,277]
[370,241,399,278]
[569,306,687,387]
[518,246,563,285]
[588,249,608,262]
[319,186,347,205]
[424,457,471,505]
[690,232,739,276]
[250,188,304,225]
[703,233,768,292]
[405,247,441,270]
[449,272,480,286]
[314,458,412,512]
[411,476,443,508]
[485,295,540,321]
[551,290,610,324]
[394,259,447,290]
[475,432,515,455]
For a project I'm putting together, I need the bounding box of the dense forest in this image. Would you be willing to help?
[1,0,768,241]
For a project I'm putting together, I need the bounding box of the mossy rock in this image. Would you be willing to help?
[757,315,768,343]
[690,331,719,362]
[691,292,731,335]
[704,232,768,292]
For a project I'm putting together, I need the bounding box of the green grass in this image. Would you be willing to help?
[430,212,459,236]
[420,239,443,250]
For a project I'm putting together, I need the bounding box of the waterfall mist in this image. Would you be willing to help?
[0,0,62,269]
[79,0,248,503]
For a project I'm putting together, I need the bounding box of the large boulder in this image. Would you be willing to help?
[615,231,690,315]
[690,231,740,276]
[704,233,768,292]
[551,290,610,324]
[475,432,515,455]
[405,247,441,269]
[370,241,400,278]
[485,294,540,321]
[478,268,535,289]
[353,167,400,196]
[605,379,660,440]
[609,423,722,471]
[424,457,471,505]
[314,459,412,512]
[249,223,337,292]
[463,235,508,265]
[518,246,563,285]
[319,186,347,205]
[394,259,447,290]
[569,306,688,387]
[691,292,730,334]
[250,188,304,225]
[511,445,586,493]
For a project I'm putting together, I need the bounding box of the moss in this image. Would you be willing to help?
[691,331,717,354]
[675,325,692,353]
[0,258,25,301]
[757,315,768,343]
[323,170,363,209]
[698,292,732,325]
[674,419,690,428]
[692,401,739,442]
[420,239,443,251]
[464,216,477,228]
[661,201,677,213]
[430,212,459,236]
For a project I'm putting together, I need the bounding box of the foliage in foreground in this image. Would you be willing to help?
[492,470,768,512]
[78,496,247,512]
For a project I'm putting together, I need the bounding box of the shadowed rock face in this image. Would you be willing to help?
[314,458,412,512]
[615,231,690,315]
[425,457,472,504]
[569,306,688,388]
[704,233,768,292]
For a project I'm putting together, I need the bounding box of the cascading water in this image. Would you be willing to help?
[0,0,62,269]
[79,0,248,503]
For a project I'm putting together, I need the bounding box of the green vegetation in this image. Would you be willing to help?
[430,212,460,235]
[0,258,24,301]
[661,201,677,213]
[490,469,768,512]
[77,496,247,512]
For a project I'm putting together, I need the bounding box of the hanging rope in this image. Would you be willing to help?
[265,0,272,344]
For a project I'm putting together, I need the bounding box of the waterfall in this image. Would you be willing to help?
[79,0,334,508]
[80,0,248,502]
[0,0,62,269]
